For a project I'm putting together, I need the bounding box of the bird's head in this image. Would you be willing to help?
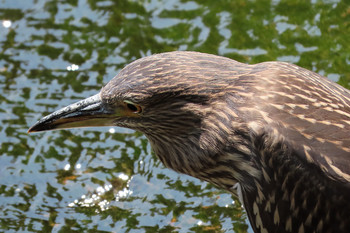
[29,51,253,179]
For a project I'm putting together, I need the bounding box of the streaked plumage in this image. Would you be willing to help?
[29,51,350,233]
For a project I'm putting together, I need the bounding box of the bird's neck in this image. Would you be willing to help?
[146,126,261,191]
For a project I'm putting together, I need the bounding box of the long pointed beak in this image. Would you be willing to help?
[28,93,116,133]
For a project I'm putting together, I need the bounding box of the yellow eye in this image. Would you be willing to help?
[124,101,142,114]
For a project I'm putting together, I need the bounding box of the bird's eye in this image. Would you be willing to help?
[125,101,142,113]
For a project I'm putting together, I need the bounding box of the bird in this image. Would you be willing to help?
[28,51,350,233]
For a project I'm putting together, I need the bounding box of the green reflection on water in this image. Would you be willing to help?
[0,0,349,232]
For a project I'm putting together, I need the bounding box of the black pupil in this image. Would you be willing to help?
[127,103,138,112]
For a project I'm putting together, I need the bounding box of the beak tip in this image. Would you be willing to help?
[27,126,37,134]
[28,120,56,133]
[27,127,36,133]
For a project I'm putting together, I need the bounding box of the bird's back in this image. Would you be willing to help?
[232,61,350,232]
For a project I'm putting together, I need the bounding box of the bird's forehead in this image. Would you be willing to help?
[100,53,209,101]
[100,51,251,103]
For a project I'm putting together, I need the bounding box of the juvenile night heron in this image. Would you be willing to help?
[29,51,350,233]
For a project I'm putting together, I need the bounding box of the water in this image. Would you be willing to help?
[0,0,349,232]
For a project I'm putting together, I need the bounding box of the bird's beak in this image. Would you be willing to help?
[28,93,116,133]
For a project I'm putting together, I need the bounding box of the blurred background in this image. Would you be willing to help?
[0,0,349,232]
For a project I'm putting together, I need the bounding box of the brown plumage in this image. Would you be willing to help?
[29,51,350,233]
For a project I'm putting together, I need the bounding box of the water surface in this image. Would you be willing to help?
[0,0,349,232]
